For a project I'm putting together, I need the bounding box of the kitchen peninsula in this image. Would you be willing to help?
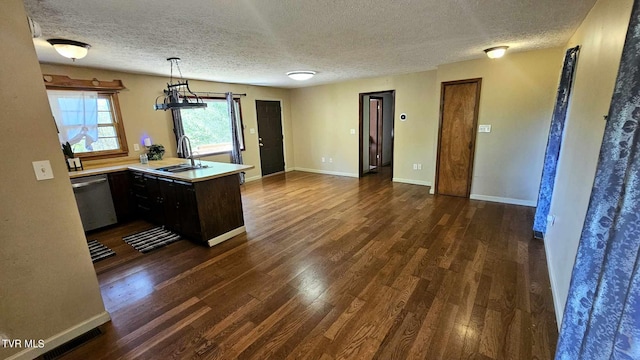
[70,158,254,247]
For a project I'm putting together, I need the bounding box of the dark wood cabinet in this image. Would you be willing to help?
[128,171,245,245]
[108,171,135,223]
[158,177,180,232]
[195,174,244,241]
[175,181,201,240]
[130,171,152,221]
[143,174,165,225]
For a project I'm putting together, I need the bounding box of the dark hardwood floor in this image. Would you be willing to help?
[63,171,557,360]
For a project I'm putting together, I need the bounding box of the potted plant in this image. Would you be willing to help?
[62,141,83,170]
[147,144,165,160]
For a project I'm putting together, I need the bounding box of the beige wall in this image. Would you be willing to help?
[436,48,564,204]
[39,64,294,181]
[0,1,108,359]
[290,71,439,184]
[544,0,633,326]
[290,48,563,202]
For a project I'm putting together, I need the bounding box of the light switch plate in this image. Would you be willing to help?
[32,160,54,180]
[350,129,356,135]
[133,143,140,151]
[250,128,256,134]
[479,125,492,133]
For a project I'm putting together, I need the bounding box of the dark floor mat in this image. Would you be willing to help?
[88,240,116,263]
[123,227,181,253]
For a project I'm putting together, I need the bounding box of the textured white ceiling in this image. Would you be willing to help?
[23,0,596,88]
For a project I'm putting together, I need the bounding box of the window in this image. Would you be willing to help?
[179,97,244,156]
[44,75,128,159]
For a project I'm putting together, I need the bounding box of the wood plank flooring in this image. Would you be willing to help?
[63,170,557,359]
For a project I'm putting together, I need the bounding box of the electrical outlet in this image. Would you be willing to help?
[413,164,418,170]
[329,158,333,163]
[350,129,356,135]
[418,163,422,170]
[322,157,325,163]
[479,125,492,133]
[133,143,140,151]
[32,160,54,180]
[250,128,256,134]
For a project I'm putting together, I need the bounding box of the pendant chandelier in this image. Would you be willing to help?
[154,57,207,111]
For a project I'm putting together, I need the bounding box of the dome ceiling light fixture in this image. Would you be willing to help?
[484,46,509,59]
[154,57,207,111]
[46,39,91,61]
[287,70,316,81]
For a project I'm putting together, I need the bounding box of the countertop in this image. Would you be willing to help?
[69,157,254,183]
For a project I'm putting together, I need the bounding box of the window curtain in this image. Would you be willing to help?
[227,92,245,184]
[169,88,187,157]
[47,90,99,150]
[533,46,580,237]
[555,2,640,359]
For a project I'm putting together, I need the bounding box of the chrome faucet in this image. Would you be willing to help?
[177,135,195,166]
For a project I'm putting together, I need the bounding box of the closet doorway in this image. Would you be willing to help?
[435,78,482,197]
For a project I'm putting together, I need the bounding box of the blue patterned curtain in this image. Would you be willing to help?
[227,92,245,184]
[556,2,640,359]
[533,46,580,237]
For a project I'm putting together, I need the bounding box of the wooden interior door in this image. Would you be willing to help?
[436,79,481,197]
[255,100,285,176]
[369,97,383,169]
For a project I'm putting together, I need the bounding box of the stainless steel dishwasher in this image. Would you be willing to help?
[71,174,118,231]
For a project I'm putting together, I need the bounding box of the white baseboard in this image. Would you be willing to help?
[244,175,262,183]
[244,167,295,183]
[6,311,110,360]
[207,226,246,247]
[544,240,564,330]
[293,167,359,178]
[392,178,432,187]
[469,194,536,207]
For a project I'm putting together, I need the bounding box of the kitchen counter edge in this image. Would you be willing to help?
[68,158,254,183]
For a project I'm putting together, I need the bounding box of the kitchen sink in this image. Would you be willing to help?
[155,164,209,173]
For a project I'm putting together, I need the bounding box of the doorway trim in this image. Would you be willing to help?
[369,96,384,171]
[435,78,482,197]
[358,90,396,178]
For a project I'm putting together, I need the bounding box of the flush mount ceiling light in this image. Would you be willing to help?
[287,71,316,81]
[484,46,509,59]
[154,57,207,111]
[46,39,91,61]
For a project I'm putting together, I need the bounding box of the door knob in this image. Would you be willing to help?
[259,142,264,146]
[259,137,263,141]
